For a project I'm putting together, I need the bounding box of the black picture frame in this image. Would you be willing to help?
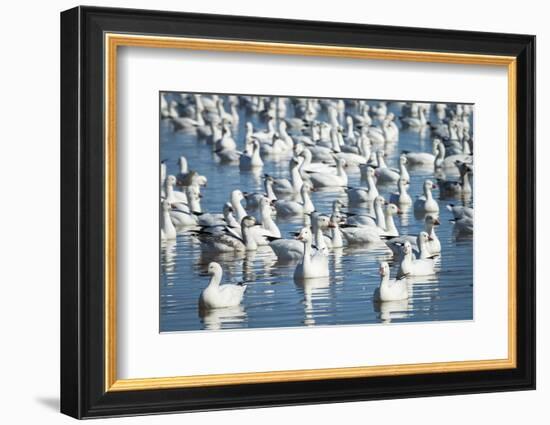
[61,5,536,419]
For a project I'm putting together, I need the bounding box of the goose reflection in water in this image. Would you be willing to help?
[373,299,411,323]
[199,305,247,331]
[294,276,331,327]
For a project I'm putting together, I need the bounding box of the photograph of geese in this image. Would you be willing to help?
[160,92,474,332]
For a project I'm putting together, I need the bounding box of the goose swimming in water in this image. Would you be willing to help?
[389,177,412,205]
[373,150,400,184]
[385,215,441,258]
[198,262,247,310]
[414,180,439,213]
[437,161,473,196]
[308,158,348,188]
[244,175,277,209]
[374,262,409,302]
[239,140,264,170]
[348,166,379,203]
[269,214,329,261]
[274,183,315,216]
[397,241,436,278]
[161,200,177,240]
[293,226,330,280]
[270,156,304,195]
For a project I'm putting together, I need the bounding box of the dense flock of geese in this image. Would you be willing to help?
[160,94,474,316]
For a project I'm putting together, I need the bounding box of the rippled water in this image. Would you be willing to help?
[160,95,473,332]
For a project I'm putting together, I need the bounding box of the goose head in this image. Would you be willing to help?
[258,196,271,209]
[293,143,305,156]
[417,231,432,249]
[425,214,441,227]
[192,174,208,187]
[328,213,340,228]
[399,154,408,166]
[363,165,376,179]
[423,180,437,194]
[336,157,347,169]
[295,226,313,243]
[207,262,223,277]
[165,175,177,187]
[316,214,331,230]
[374,196,386,208]
[231,189,245,203]
[397,177,409,191]
[241,215,256,229]
[401,240,413,256]
[385,203,400,216]
[379,261,390,277]
[301,182,313,193]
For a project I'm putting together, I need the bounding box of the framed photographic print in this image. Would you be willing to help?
[60,6,536,419]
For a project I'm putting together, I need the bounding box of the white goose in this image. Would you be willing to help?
[324,213,344,249]
[374,262,409,302]
[403,142,443,166]
[414,180,439,213]
[274,183,315,216]
[229,190,248,224]
[389,177,412,205]
[270,156,304,195]
[308,158,348,188]
[294,227,330,280]
[385,215,441,257]
[214,123,237,152]
[198,262,246,310]
[437,161,473,196]
[397,241,436,278]
[161,200,177,240]
[164,175,188,209]
[244,175,277,209]
[297,146,336,175]
[340,223,381,245]
[257,197,281,239]
[346,195,385,228]
[373,150,400,184]
[239,140,264,170]
[269,214,329,261]
[348,166,379,203]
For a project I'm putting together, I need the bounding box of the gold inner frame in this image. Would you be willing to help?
[104,33,517,392]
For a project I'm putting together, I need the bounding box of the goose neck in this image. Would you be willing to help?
[265,180,276,200]
[241,224,258,250]
[385,212,397,234]
[331,225,343,247]
[208,271,222,287]
[291,163,304,191]
[231,196,247,222]
[424,186,433,200]
[375,203,386,229]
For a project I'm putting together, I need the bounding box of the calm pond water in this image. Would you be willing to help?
[160,95,473,332]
